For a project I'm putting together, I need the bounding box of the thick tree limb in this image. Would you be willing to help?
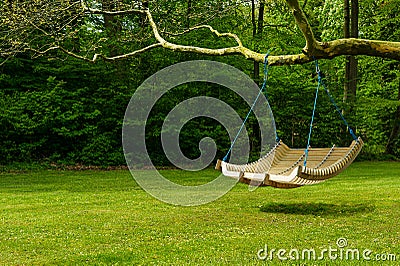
[285,0,317,53]
[164,25,243,47]
[320,38,400,60]
[103,3,400,66]
[144,8,305,65]
[3,0,400,66]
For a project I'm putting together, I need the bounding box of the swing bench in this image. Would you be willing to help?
[215,55,364,189]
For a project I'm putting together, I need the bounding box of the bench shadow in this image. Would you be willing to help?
[260,202,373,217]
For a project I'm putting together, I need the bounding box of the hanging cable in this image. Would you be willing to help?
[223,53,270,162]
[320,80,358,141]
[304,59,360,167]
[304,61,321,167]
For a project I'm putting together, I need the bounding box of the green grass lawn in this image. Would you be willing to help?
[0,162,399,265]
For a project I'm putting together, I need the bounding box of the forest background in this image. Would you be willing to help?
[0,0,399,167]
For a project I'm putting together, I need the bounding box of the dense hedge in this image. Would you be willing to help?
[0,53,398,167]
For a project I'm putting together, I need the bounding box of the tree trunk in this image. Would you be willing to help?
[344,0,350,39]
[349,0,359,107]
[103,0,122,57]
[251,0,258,81]
[386,83,400,156]
[252,1,265,83]
[69,0,80,52]
[102,0,127,81]
[140,0,149,27]
[186,0,192,29]
[343,0,358,115]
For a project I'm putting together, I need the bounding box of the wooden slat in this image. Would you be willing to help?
[216,138,363,189]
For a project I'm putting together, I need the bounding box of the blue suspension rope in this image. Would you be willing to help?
[304,61,321,167]
[262,60,280,144]
[304,59,359,167]
[223,53,271,162]
[320,82,358,141]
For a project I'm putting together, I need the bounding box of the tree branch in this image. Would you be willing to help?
[107,3,400,65]
[320,38,400,60]
[163,25,243,47]
[285,0,319,53]
[57,43,163,63]
[3,0,400,67]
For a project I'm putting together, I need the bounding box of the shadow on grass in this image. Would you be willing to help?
[260,202,373,217]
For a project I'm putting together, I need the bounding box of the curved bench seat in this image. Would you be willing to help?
[215,137,364,189]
